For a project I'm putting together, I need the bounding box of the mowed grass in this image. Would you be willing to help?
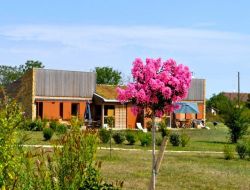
[24,122,235,152]
[98,150,250,190]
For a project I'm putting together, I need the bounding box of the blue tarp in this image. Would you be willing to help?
[84,101,92,124]
[174,102,199,114]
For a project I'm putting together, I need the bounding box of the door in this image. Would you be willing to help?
[115,105,127,129]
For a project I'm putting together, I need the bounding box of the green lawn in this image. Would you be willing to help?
[98,150,250,190]
[22,123,250,189]
[23,122,235,152]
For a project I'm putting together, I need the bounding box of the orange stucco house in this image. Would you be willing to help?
[3,68,205,129]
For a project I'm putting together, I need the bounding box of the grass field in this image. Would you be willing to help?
[22,122,250,189]
[98,150,250,190]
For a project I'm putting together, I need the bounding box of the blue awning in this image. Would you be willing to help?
[174,102,199,114]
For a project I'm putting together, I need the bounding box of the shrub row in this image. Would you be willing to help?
[43,121,68,141]
[169,133,190,147]
[98,129,152,146]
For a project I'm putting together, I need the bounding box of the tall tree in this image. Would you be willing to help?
[117,58,191,190]
[0,60,44,86]
[222,101,249,143]
[206,93,231,114]
[95,67,121,85]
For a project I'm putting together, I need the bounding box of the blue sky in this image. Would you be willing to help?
[1,1,250,97]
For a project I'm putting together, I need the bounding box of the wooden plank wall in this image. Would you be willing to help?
[35,69,96,98]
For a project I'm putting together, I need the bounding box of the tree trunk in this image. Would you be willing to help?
[148,115,156,190]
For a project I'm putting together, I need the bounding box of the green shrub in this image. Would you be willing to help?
[170,133,181,146]
[236,142,248,159]
[224,144,235,160]
[139,133,151,146]
[28,119,43,131]
[49,120,58,131]
[125,131,137,145]
[56,124,67,134]
[99,128,111,143]
[158,121,170,138]
[180,133,190,147]
[113,132,126,144]
[156,136,163,146]
[43,128,54,140]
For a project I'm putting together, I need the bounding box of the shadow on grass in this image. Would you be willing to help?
[196,140,229,145]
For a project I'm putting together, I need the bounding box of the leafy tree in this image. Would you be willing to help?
[206,93,231,114]
[222,101,250,143]
[0,60,44,86]
[95,67,121,85]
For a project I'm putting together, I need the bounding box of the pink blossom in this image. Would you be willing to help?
[117,58,191,118]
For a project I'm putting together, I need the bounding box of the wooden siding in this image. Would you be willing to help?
[184,79,205,101]
[35,69,96,98]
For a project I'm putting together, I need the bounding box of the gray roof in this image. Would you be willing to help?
[184,79,205,101]
[35,69,96,98]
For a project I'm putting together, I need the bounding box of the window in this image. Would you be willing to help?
[36,102,43,119]
[71,103,79,116]
[60,102,64,119]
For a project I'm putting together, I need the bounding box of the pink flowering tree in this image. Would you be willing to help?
[117,58,191,190]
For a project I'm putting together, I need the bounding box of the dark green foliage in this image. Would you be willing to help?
[99,128,111,143]
[224,145,235,160]
[56,123,67,134]
[95,66,122,85]
[236,142,248,159]
[113,132,126,144]
[125,131,137,145]
[156,136,163,146]
[0,60,44,86]
[222,103,249,143]
[180,133,190,147]
[170,133,181,146]
[28,120,43,131]
[43,128,54,140]
[139,133,151,146]
[158,121,170,138]
[49,120,58,131]
[206,93,231,115]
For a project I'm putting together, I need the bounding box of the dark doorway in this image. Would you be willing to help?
[71,103,79,116]
[60,102,64,119]
[36,102,43,119]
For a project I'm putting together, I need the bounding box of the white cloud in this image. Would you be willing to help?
[1,25,250,56]
[1,24,250,97]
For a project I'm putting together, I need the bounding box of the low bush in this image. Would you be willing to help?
[156,136,163,146]
[180,133,190,147]
[224,144,235,160]
[43,127,54,140]
[170,133,181,146]
[236,142,248,159]
[125,131,137,145]
[99,128,111,143]
[49,120,58,131]
[113,132,126,144]
[28,119,44,131]
[158,121,170,138]
[56,123,68,134]
[139,133,151,146]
